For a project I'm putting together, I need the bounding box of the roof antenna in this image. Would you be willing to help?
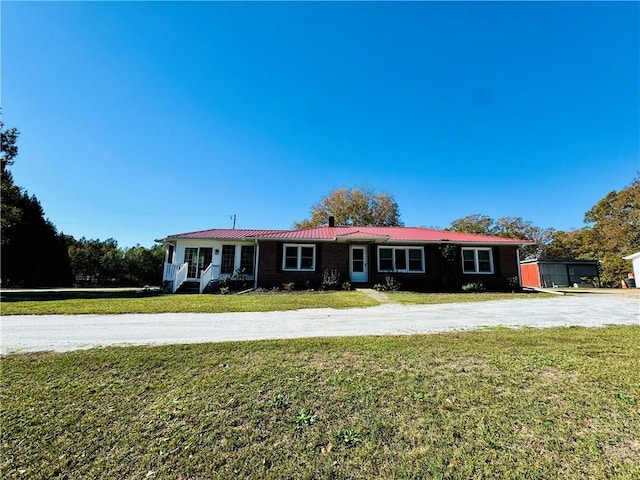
[230,214,236,229]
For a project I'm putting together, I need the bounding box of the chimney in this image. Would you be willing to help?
[328,216,335,227]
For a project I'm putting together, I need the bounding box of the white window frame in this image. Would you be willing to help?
[377,246,425,273]
[282,244,316,271]
[461,247,494,274]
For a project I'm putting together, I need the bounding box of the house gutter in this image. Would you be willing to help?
[385,240,534,246]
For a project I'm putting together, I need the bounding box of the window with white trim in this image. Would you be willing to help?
[221,245,236,275]
[283,244,316,271]
[240,245,255,275]
[377,246,424,272]
[462,247,494,274]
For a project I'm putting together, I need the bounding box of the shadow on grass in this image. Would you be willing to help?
[0,290,165,303]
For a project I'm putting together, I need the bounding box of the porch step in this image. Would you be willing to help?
[176,280,200,294]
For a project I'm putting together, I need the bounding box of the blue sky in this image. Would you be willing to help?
[2,1,638,248]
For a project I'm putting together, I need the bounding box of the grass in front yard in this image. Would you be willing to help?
[386,291,550,304]
[0,290,551,315]
[2,326,638,479]
[0,291,379,315]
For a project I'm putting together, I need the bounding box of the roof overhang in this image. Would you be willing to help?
[158,235,533,247]
[155,238,176,245]
[520,258,600,265]
[425,240,535,247]
[156,235,255,243]
[335,234,390,243]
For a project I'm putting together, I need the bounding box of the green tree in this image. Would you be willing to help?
[448,214,494,235]
[294,187,403,228]
[66,237,164,286]
[67,237,124,285]
[123,244,165,285]
[1,122,22,234]
[584,176,640,254]
[543,229,590,260]
[582,175,640,285]
[1,121,73,286]
[447,214,554,260]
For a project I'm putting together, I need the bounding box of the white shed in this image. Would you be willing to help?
[622,252,640,288]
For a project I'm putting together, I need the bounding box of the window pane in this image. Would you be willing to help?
[379,259,393,271]
[284,257,297,269]
[284,246,298,269]
[395,249,407,271]
[408,249,422,271]
[379,249,392,260]
[199,248,213,270]
[409,249,422,260]
[300,247,314,269]
[379,248,393,270]
[478,250,492,272]
[221,245,236,274]
[240,245,255,274]
[185,248,198,277]
[478,261,491,272]
[462,249,476,273]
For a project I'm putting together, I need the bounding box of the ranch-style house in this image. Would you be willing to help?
[158,218,532,293]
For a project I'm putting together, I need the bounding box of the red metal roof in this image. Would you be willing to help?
[252,226,529,244]
[162,226,530,245]
[162,229,288,241]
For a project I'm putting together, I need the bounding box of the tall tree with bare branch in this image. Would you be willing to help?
[294,187,403,228]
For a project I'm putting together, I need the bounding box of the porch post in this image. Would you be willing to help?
[254,240,260,289]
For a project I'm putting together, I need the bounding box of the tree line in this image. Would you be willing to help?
[1,122,164,287]
[65,238,165,287]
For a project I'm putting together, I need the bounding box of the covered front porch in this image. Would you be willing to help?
[162,241,256,293]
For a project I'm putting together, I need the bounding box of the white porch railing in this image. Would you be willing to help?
[163,263,180,282]
[164,262,223,294]
[200,263,213,293]
[200,264,222,293]
[173,263,189,293]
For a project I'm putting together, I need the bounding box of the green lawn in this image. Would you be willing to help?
[0,290,548,315]
[2,326,638,479]
[385,291,547,304]
[0,290,379,315]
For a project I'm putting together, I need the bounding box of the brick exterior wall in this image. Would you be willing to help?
[257,241,521,292]
[256,241,350,289]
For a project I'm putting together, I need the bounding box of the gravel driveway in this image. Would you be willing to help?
[1,294,638,354]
